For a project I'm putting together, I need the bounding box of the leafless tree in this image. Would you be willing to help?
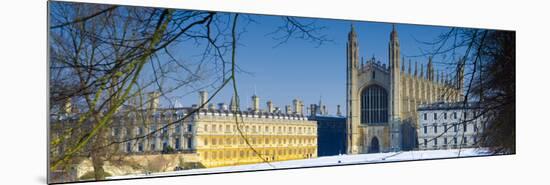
[49,2,330,182]
[410,27,515,154]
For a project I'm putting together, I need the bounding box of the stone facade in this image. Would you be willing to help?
[346,25,465,154]
[417,102,486,150]
[194,109,317,167]
[50,92,317,178]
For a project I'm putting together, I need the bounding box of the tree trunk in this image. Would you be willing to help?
[91,127,108,180]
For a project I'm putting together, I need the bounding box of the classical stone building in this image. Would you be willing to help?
[51,91,317,176]
[195,92,317,167]
[345,24,465,154]
[417,102,486,150]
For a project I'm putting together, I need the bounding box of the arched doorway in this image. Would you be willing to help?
[368,137,380,153]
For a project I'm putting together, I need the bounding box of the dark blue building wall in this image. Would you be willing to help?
[310,116,347,157]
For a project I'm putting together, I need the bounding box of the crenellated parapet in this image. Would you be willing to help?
[359,56,389,74]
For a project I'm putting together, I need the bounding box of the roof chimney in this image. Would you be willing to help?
[218,103,228,111]
[285,105,292,114]
[252,95,260,112]
[147,91,160,112]
[293,99,299,114]
[267,100,274,113]
[299,100,304,115]
[199,91,208,107]
[208,103,216,110]
[229,94,238,112]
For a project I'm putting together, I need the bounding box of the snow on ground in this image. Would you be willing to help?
[110,148,492,179]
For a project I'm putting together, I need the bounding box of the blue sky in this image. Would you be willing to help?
[89,9,465,114]
[49,2,469,114]
[154,13,460,114]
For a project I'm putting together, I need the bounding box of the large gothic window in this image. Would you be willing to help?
[361,85,388,124]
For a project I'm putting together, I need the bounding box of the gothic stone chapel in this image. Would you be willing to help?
[345,25,464,154]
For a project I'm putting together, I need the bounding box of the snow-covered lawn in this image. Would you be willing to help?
[111,148,492,179]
